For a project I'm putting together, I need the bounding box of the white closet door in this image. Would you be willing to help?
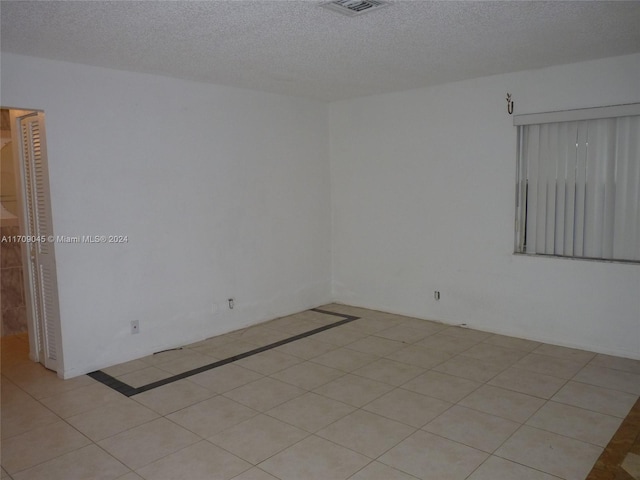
[20,113,60,372]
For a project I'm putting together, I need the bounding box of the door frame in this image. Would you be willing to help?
[7,107,63,375]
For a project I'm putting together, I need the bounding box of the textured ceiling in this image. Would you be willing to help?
[1,1,639,101]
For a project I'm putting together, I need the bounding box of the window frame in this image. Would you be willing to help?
[513,103,640,264]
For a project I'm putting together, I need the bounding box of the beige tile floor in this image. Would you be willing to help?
[2,304,640,480]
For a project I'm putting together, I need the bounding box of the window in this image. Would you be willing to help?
[515,104,640,263]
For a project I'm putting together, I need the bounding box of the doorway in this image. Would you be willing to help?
[1,109,27,338]
[1,107,61,374]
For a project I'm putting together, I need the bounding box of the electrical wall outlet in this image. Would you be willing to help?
[434,291,441,300]
[228,298,234,309]
[131,320,140,334]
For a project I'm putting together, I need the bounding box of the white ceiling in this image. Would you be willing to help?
[1,1,639,102]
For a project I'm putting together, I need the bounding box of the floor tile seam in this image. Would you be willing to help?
[548,395,636,420]
[455,350,528,365]
[220,383,310,413]
[134,437,251,473]
[347,364,426,387]
[391,362,463,388]
[87,414,173,451]
[258,408,334,435]
[509,361,581,381]
[426,397,529,425]
[248,433,361,471]
[338,346,390,359]
[589,365,640,378]
[396,380,481,407]
[169,399,263,439]
[266,368,350,391]
[95,416,203,466]
[88,442,134,478]
[65,407,163,444]
[3,373,59,393]
[523,413,623,449]
[304,356,369,374]
[206,422,314,466]
[315,421,419,462]
[536,398,631,422]
[476,453,566,479]
[513,423,608,451]
[307,381,390,411]
[466,337,535,352]
[348,461,422,480]
[0,402,75,444]
[485,375,571,401]
[359,390,456,430]
[380,349,454,370]
[88,309,359,397]
[490,445,562,478]
[430,355,511,383]
[153,358,223,376]
[478,336,542,351]
[370,333,431,344]
[575,378,640,401]
[342,340,411,356]
[1,390,59,417]
[492,363,575,378]
[414,425,499,457]
[124,435,204,473]
[524,350,592,367]
[585,358,640,375]
[2,422,96,477]
[331,402,422,432]
[503,385,550,425]
[455,382,536,416]
[453,391,544,426]
[416,400,461,427]
[3,411,88,449]
[375,456,429,480]
[422,331,484,348]
[153,348,224,362]
[108,390,235,430]
[570,364,640,396]
[533,349,597,361]
[293,428,408,466]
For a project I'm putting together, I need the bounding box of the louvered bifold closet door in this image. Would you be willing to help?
[20,113,60,371]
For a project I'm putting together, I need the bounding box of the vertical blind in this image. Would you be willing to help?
[516,111,639,262]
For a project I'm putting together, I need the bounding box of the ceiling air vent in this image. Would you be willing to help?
[320,0,390,17]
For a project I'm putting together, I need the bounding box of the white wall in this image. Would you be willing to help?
[1,53,332,378]
[330,54,640,359]
[2,52,639,378]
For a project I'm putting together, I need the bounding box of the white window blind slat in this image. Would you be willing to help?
[573,123,588,258]
[537,124,551,253]
[563,122,578,257]
[525,125,540,253]
[543,124,557,255]
[602,120,617,259]
[554,123,566,255]
[583,120,607,258]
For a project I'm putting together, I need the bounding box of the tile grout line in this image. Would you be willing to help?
[88,309,360,397]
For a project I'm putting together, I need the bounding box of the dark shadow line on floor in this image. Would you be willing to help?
[88,308,359,397]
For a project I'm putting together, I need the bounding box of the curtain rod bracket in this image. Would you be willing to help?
[506,93,514,115]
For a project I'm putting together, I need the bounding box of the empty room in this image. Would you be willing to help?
[1,1,639,479]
